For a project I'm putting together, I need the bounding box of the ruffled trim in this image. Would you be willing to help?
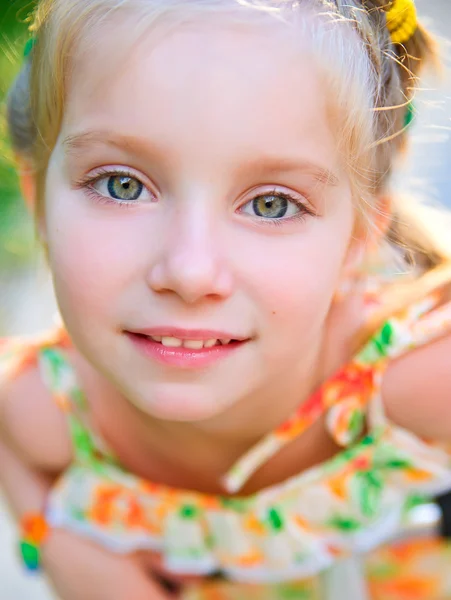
[13,297,451,583]
[45,420,451,583]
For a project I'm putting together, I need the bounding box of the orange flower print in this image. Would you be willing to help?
[90,485,122,525]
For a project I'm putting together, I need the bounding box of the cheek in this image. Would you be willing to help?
[256,251,337,320]
[236,221,352,342]
[45,199,144,321]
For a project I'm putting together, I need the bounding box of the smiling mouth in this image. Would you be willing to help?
[126,331,247,368]
[134,334,241,350]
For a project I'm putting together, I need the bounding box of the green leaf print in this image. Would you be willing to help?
[70,386,88,410]
[180,504,199,519]
[380,322,393,347]
[41,348,72,391]
[349,409,364,439]
[69,417,96,461]
[360,435,375,446]
[349,445,412,519]
[382,458,411,469]
[357,321,394,363]
[403,493,430,514]
[328,515,361,532]
[373,444,412,471]
[267,507,284,532]
[324,434,379,475]
[20,541,40,570]
[373,322,393,355]
[219,496,250,513]
[353,471,383,518]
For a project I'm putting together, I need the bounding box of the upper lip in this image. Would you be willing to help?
[126,327,248,341]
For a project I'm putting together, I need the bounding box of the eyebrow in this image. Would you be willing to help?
[62,130,340,186]
[63,130,156,157]
[237,157,340,187]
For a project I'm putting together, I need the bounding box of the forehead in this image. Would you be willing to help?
[60,13,339,167]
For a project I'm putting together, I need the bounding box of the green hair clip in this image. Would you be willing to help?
[404,100,415,129]
[24,36,36,59]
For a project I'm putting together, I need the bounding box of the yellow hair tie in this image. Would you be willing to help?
[385,0,417,45]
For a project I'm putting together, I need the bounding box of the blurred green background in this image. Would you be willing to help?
[0,1,37,282]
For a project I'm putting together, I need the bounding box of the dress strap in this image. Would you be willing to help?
[222,295,451,494]
[0,323,102,464]
[36,333,113,465]
[221,359,380,494]
[356,297,451,363]
[392,298,451,357]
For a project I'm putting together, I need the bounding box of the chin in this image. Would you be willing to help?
[134,386,231,422]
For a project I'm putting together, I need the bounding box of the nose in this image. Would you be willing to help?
[147,210,233,304]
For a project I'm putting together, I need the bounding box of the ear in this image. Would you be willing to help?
[16,155,36,213]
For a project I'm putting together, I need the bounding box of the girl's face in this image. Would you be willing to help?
[44,15,358,423]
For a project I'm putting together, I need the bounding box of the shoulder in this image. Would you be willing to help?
[0,331,72,472]
[381,295,451,442]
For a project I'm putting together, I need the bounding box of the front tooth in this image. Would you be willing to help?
[151,335,162,342]
[184,340,204,350]
[204,339,218,348]
[220,339,231,345]
[161,336,183,347]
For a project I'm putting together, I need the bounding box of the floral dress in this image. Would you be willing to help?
[2,294,451,599]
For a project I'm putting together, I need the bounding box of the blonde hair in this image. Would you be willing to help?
[7,0,451,341]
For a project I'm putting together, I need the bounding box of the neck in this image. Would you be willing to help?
[94,341,322,481]
[79,289,366,493]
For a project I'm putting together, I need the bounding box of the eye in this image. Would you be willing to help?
[240,191,308,220]
[90,172,153,203]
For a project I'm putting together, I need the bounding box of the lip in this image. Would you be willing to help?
[126,327,247,341]
[125,331,248,369]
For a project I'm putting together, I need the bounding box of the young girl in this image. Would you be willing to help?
[2,0,451,598]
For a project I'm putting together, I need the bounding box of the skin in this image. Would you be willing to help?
[12,11,443,599]
[4,10,451,600]
[39,16,365,477]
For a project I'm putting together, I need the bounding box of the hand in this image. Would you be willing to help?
[42,528,179,600]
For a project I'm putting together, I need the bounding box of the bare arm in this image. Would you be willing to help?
[0,368,175,600]
[382,331,451,441]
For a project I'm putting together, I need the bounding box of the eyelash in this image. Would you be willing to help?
[74,169,316,223]
[74,168,145,209]
[251,190,315,228]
